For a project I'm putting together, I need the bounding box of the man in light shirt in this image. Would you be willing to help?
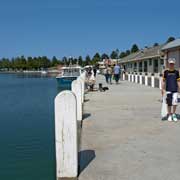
[113,63,121,84]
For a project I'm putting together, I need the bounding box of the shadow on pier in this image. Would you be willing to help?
[82,113,91,120]
[78,150,96,176]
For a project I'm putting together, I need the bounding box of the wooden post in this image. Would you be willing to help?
[72,80,82,121]
[55,91,78,179]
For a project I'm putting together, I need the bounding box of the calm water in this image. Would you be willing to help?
[0,74,64,180]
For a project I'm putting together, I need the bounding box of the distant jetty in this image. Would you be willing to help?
[0,69,59,77]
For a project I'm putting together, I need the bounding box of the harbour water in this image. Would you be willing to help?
[0,73,63,180]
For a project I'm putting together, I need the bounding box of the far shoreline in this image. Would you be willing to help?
[0,70,59,77]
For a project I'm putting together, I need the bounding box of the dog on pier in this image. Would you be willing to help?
[99,83,109,92]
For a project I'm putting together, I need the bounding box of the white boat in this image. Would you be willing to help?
[41,70,48,75]
[56,66,82,87]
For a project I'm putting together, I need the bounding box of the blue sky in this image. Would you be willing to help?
[0,0,179,59]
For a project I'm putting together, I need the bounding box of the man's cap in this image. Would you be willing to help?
[168,58,176,64]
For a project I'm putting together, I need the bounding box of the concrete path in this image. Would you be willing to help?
[79,75,180,180]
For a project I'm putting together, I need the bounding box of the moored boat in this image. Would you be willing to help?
[56,66,82,88]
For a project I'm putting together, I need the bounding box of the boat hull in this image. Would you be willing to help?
[56,76,78,88]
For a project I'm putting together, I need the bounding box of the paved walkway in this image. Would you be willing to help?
[79,75,180,180]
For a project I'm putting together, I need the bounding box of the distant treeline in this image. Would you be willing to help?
[0,37,175,71]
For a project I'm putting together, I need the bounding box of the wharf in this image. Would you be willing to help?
[79,75,180,180]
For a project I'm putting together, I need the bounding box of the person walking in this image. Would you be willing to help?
[93,66,97,77]
[107,65,113,84]
[104,66,109,84]
[113,63,121,84]
[161,58,180,122]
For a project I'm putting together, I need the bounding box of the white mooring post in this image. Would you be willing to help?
[80,72,86,81]
[55,91,78,179]
[135,74,138,83]
[78,77,85,103]
[128,74,130,81]
[151,75,155,88]
[123,73,125,81]
[145,75,148,86]
[139,75,142,85]
[131,74,134,82]
[72,80,82,121]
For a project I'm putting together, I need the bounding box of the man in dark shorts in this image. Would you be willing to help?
[161,58,180,121]
[113,63,121,84]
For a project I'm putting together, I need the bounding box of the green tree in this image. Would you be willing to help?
[27,57,34,70]
[131,44,139,53]
[125,50,131,56]
[119,52,127,58]
[19,56,27,70]
[153,43,159,47]
[85,55,91,65]
[41,56,51,69]
[62,57,68,65]
[78,56,83,66]
[0,58,11,70]
[72,58,78,65]
[110,49,119,59]
[101,53,109,60]
[166,36,175,43]
[51,56,59,67]
[92,52,101,65]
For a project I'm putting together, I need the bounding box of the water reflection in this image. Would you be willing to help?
[16,73,56,78]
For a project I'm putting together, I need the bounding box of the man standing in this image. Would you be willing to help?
[113,63,121,84]
[161,58,180,121]
[93,66,97,77]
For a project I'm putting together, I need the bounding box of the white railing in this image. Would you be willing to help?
[124,72,162,89]
[54,72,86,179]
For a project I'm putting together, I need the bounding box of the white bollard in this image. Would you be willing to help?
[77,77,85,103]
[81,72,86,79]
[55,91,78,179]
[145,75,148,86]
[72,80,82,121]
[128,74,130,81]
[123,73,125,81]
[131,74,134,82]
[159,76,163,90]
[135,74,138,83]
[139,75,142,85]
[151,76,155,88]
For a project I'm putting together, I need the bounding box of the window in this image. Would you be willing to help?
[139,62,142,72]
[154,59,159,73]
[149,59,152,66]
[160,59,164,65]
[134,62,137,72]
[144,61,148,72]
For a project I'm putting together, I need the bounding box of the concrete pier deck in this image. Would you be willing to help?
[79,75,180,180]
